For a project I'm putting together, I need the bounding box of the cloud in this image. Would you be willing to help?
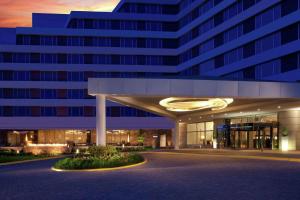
[0,0,120,27]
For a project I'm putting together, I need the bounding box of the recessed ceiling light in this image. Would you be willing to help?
[257,108,261,111]
[277,106,281,109]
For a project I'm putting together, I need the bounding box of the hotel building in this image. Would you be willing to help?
[1,0,300,151]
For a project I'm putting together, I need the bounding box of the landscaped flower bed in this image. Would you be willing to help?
[0,150,52,163]
[53,146,144,170]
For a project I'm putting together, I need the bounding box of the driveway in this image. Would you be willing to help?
[0,152,300,200]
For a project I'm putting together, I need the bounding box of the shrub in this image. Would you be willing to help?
[87,146,119,159]
[54,153,144,170]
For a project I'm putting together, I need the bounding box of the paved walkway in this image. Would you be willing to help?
[166,149,300,159]
[1,152,300,200]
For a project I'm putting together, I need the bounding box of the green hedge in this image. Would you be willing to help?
[54,153,144,170]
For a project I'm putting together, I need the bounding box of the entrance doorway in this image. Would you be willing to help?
[218,123,279,150]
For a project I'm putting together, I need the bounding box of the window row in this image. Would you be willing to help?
[222,51,300,80]
[118,3,179,15]
[16,35,178,49]
[181,22,300,70]
[8,21,300,69]
[0,106,160,117]
[0,53,178,66]
[213,23,300,69]
[0,71,165,82]
[0,89,93,99]
[179,0,263,45]
[68,19,178,32]
[179,0,220,28]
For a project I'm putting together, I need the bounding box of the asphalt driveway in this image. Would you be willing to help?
[1,152,300,200]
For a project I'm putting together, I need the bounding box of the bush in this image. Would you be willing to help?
[54,153,144,170]
[117,146,153,152]
[87,146,119,159]
[54,146,145,170]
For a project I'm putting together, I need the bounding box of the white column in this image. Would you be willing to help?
[96,95,106,146]
[173,122,180,150]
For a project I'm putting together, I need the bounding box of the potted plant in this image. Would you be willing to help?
[137,135,144,146]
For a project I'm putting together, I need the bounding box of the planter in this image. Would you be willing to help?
[281,136,289,151]
[213,139,217,149]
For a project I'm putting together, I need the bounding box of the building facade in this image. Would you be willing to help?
[1,0,300,150]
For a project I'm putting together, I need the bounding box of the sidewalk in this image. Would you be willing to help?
[161,148,300,160]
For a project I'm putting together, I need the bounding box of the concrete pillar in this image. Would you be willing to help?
[278,111,300,151]
[96,95,106,146]
[172,121,187,150]
[172,122,180,150]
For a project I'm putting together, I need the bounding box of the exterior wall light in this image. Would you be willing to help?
[159,98,233,112]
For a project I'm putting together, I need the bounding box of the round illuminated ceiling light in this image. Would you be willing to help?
[159,98,234,112]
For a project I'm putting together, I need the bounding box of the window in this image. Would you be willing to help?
[57,36,67,46]
[281,23,299,45]
[30,35,40,45]
[200,59,215,73]
[243,0,255,10]
[256,32,281,54]
[84,107,95,117]
[243,17,255,34]
[30,71,40,81]
[30,89,40,99]
[57,54,67,64]
[57,89,67,99]
[84,54,93,64]
[58,71,67,81]
[281,53,298,73]
[224,48,243,65]
[255,5,281,29]
[215,54,224,68]
[243,42,255,58]
[243,67,256,79]
[255,59,281,78]
[31,107,41,117]
[187,122,214,147]
[110,107,121,117]
[214,33,223,47]
[56,107,68,116]
[214,12,223,26]
[3,53,12,63]
[281,0,298,16]
[84,19,93,29]
[84,37,93,46]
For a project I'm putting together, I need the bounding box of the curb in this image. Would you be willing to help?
[145,152,300,163]
[0,155,67,166]
[51,159,147,172]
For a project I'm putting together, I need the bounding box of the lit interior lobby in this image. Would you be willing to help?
[89,78,300,151]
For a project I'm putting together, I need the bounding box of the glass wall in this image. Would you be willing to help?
[187,121,214,147]
[0,129,172,147]
[228,113,279,149]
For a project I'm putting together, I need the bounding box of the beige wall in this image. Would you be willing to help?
[278,111,300,150]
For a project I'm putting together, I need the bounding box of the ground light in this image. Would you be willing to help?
[282,137,289,151]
